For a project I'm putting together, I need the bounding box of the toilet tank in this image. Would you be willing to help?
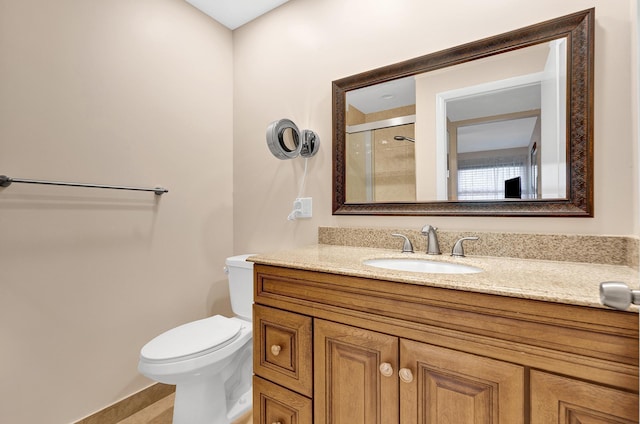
[225,254,255,321]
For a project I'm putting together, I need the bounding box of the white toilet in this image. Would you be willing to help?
[138,254,255,424]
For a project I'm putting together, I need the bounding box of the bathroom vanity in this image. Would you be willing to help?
[250,244,639,424]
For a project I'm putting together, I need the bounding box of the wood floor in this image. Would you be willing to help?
[115,393,252,424]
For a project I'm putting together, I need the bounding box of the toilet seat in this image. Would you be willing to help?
[141,315,242,363]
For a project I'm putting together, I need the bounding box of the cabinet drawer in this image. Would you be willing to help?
[253,376,312,424]
[253,304,313,396]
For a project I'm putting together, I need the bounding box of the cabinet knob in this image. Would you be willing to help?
[379,362,394,377]
[399,368,414,383]
[271,422,282,424]
[270,345,282,356]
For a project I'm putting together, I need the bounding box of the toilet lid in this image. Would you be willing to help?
[141,315,242,362]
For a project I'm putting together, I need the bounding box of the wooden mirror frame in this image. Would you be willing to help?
[332,9,594,217]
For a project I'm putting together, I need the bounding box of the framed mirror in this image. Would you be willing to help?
[332,9,593,217]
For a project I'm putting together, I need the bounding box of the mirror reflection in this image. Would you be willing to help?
[345,39,567,203]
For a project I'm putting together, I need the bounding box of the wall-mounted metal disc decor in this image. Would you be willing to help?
[266,119,320,160]
[266,119,302,159]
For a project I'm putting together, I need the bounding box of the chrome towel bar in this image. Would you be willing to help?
[0,175,168,195]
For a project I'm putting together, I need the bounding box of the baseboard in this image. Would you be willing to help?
[74,383,175,424]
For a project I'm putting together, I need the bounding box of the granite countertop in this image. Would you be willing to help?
[249,244,639,311]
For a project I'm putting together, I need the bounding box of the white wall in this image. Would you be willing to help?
[233,0,639,255]
[0,0,234,422]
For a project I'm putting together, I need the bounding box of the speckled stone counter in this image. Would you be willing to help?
[249,244,639,311]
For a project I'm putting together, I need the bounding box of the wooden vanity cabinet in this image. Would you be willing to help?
[252,264,639,424]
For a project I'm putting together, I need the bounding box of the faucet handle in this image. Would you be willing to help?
[391,233,414,253]
[451,237,479,257]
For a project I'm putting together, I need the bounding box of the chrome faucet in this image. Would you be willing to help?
[421,225,441,255]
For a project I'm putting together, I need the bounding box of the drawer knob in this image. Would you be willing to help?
[399,368,414,383]
[272,422,282,424]
[379,362,394,377]
[270,345,282,356]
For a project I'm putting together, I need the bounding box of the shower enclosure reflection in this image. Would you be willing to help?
[346,113,416,202]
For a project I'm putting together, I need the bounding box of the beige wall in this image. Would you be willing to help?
[0,0,234,422]
[233,0,639,255]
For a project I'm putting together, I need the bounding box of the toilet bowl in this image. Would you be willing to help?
[138,254,255,424]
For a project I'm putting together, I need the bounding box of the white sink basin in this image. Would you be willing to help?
[363,258,482,274]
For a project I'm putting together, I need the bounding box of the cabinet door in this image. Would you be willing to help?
[531,370,638,423]
[314,319,399,424]
[253,376,312,424]
[400,339,524,424]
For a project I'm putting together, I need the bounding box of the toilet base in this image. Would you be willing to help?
[226,387,252,422]
[174,377,236,424]
[172,382,251,424]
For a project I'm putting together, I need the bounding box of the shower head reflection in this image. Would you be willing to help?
[393,135,415,143]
